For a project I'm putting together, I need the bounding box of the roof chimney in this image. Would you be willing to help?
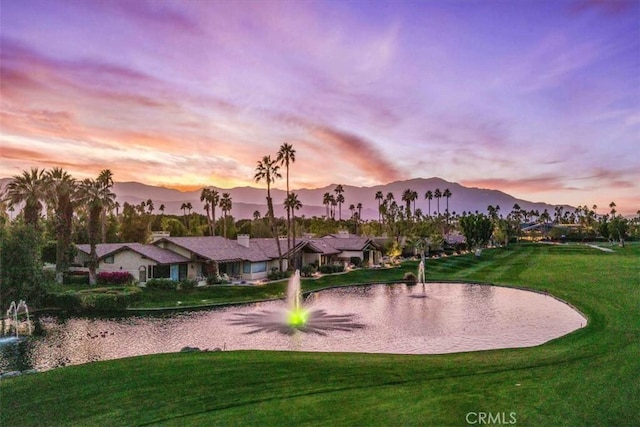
[237,234,250,247]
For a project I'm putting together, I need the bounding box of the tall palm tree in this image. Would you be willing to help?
[5,167,47,227]
[220,193,232,238]
[443,188,451,214]
[45,167,77,283]
[77,178,104,285]
[402,188,413,219]
[255,155,283,273]
[425,190,433,217]
[146,199,154,215]
[323,192,332,219]
[180,203,188,225]
[375,191,383,223]
[433,188,441,216]
[284,192,302,268]
[200,188,215,235]
[334,185,345,221]
[96,169,115,243]
[277,143,296,268]
[330,194,337,220]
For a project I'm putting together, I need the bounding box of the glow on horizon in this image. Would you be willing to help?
[1,0,638,214]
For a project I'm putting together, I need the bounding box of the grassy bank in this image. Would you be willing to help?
[2,243,638,426]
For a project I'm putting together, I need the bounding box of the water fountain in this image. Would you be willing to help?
[1,300,32,343]
[231,270,364,335]
[418,257,426,284]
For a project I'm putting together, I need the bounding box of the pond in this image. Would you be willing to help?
[0,283,586,373]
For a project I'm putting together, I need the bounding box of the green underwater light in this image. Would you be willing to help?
[287,308,309,327]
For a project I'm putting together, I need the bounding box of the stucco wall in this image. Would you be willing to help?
[98,250,157,282]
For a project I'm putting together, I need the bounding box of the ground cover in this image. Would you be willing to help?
[2,243,638,426]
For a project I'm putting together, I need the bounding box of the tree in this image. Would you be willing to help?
[277,143,296,268]
[425,190,433,217]
[0,223,45,308]
[45,167,77,283]
[284,192,302,269]
[402,188,418,220]
[219,192,232,238]
[443,188,452,215]
[255,155,283,273]
[77,178,105,285]
[459,212,493,250]
[375,191,384,223]
[434,188,442,216]
[334,185,345,221]
[96,169,115,243]
[200,188,217,236]
[5,167,47,228]
[323,192,332,219]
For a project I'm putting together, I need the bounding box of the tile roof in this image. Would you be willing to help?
[156,236,270,263]
[76,243,189,264]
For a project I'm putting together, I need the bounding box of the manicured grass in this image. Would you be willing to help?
[2,243,638,426]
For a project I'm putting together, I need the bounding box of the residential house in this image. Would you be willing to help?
[75,243,191,283]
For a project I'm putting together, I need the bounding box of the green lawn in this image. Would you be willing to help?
[2,243,638,426]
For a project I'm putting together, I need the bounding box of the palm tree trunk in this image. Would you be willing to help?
[267,189,283,273]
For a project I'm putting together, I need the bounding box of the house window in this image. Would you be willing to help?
[243,262,251,274]
[251,262,267,273]
[104,256,114,264]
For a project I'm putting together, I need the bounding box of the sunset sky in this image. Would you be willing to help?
[1,0,638,215]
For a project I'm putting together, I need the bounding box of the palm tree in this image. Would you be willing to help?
[330,194,337,220]
[277,143,296,268]
[45,167,77,283]
[434,188,442,216]
[253,210,261,221]
[146,199,154,215]
[323,192,332,219]
[200,188,215,235]
[375,191,383,222]
[334,185,345,221]
[5,167,47,227]
[255,155,283,273]
[402,188,413,219]
[443,188,452,214]
[220,193,232,238]
[425,190,433,217]
[96,169,115,243]
[114,201,121,217]
[180,203,188,225]
[284,192,302,268]
[77,178,105,285]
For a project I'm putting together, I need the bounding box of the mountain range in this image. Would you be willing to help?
[107,177,572,220]
[0,176,574,220]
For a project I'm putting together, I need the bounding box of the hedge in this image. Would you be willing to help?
[45,286,142,313]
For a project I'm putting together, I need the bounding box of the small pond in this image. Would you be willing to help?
[0,283,586,373]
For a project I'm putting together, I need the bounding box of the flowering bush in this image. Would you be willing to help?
[97,271,134,286]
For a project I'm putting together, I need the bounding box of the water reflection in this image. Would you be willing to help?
[0,283,586,373]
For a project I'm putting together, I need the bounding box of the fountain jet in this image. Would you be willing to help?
[231,270,364,335]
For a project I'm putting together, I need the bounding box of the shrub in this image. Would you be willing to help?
[350,257,362,268]
[97,271,134,286]
[145,278,178,290]
[64,272,89,285]
[300,264,316,277]
[178,279,197,291]
[267,270,290,281]
[403,272,418,285]
[46,286,142,313]
[318,264,345,274]
[206,275,225,285]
